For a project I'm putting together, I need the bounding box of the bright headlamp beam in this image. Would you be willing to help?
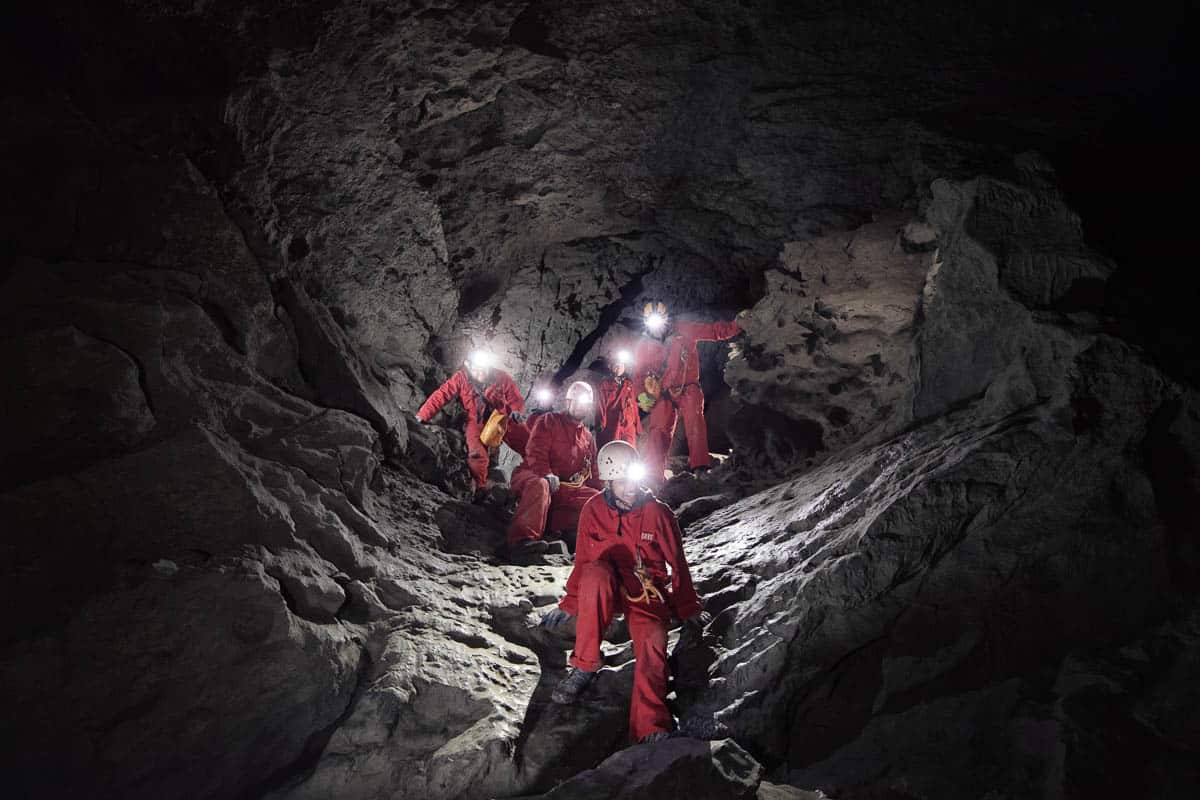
[645,313,666,331]
[616,350,632,365]
[627,462,646,481]
[536,388,553,404]
[469,350,495,369]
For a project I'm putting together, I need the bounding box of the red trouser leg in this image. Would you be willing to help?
[569,561,619,672]
[678,384,712,469]
[465,424,489,489]
[626,603,672,742]
[643,398,678,487]
[503,420,530,457]
[546,484,599,535]
[507,470,550,547]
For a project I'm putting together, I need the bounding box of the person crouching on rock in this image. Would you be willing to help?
[597,348,641,449]
[414,349,526,500]
[539,440,710,744]
[507,381,603,562]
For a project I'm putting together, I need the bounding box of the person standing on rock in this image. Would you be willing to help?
[414,350,526,499]
[507,381,603,561]
[540,440,709,744]
[633,302,743,485]
[597,348,641,449]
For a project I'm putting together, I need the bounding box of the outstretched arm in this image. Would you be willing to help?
[416,371,464,421]
[676,319,741,343]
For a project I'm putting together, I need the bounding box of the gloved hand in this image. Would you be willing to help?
[683,610,712,635]
[545,474,561,494]
[637,392,656,413]
[540,608,574,630]
[509,410,526,424]
[413,413,425,424]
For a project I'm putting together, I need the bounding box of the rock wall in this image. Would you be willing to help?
[1,2,1195,799]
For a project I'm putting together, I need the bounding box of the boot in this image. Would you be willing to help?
[551,668,595,704]
[509,539,550,564]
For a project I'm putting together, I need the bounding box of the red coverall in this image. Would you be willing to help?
[503,410,549,458]
[507,412,603,548]
[415,368,525,489]
[634,319,741,483]
[597,375,641,448]
[559,490,703,742]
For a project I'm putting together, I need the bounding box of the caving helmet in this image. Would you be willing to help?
[597,440,646,482]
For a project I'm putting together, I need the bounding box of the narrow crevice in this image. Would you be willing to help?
[553,264,653,384]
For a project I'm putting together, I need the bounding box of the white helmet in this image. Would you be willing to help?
[565,380,593,404]
[597,440,645,481]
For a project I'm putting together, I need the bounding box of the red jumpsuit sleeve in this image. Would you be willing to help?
[597,380,613,431]
[633,341,655,389]
[675,319,742,342]
[559,498,602,615]
[502,373,526,414]
[523,414,555,477]
[416,371,464,421]
[625,381,643,434]
[586,433,604,490]
[660,507,703,619]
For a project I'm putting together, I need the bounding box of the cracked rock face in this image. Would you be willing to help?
[2,2,1196,800]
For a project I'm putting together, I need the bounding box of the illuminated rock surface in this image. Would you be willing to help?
[1,2,1194,799]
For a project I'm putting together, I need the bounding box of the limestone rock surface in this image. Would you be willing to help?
[2,2,1195,800]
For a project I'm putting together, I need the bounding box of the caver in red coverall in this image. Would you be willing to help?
[634,319,741,483]
[558,489,702,741]
[597,375,641,448]
[415,368,525,489]
[507,412,603,549]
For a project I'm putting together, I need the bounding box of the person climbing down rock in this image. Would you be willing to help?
[597,348,641,449]
[540,440,709,744]
[634,302,744,487]
[507,381,603,562]
[414,350,525,498]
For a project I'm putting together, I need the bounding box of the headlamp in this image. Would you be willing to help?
[468,350,495,369]
[616,349,632,365]
[626,462,646,481]
[645,312,666,331]
[536,388,553,405]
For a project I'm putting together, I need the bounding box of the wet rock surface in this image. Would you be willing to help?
[2,2,1195,800]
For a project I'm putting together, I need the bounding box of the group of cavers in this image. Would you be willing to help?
[414,302,745,744]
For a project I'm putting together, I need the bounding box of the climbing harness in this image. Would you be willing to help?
[624,551,665,605]
[561,458,592,488]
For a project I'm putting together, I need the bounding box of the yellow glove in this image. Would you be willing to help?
[637,392,657,413]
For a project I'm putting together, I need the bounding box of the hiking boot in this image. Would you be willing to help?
[638,731,671,744]
[551,668,595,704]
[509,539,550,563]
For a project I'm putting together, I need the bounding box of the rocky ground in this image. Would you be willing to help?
[2,1,1196,799]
